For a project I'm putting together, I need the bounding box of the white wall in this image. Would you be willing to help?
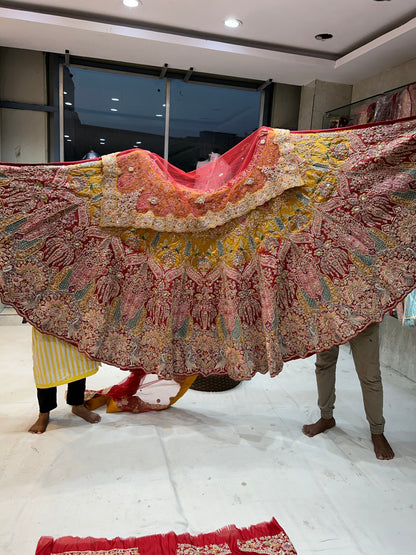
[270,83,301,130]
[352,57,416,104]
[0,47,48,163]
[298,79,352,130]
[380,315,416,383]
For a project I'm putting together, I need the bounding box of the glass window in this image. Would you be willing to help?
[168,80,262,172]
[61,63,264,170]
[63,66,166,161]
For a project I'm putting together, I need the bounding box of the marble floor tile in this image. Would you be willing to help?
[1,319,415,555]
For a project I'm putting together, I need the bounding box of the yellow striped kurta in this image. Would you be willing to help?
[32,328,99,388]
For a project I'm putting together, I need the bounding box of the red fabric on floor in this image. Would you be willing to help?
[35,518,296,554]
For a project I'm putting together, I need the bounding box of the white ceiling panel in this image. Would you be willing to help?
[0,0,415,85]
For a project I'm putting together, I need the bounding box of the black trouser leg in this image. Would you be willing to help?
[66,378,86,406]
[37,379,86,412]
[37,387,57,413]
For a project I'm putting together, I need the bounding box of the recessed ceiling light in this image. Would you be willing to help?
[315,33,333,41]
[123,0,142,7]
[155,114,163,117]
[110,108,118,112]
[224,18,242,29]
[111,97,120,101]
[64,101,73,106]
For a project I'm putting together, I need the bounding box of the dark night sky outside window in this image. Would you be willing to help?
[63,66,262,172]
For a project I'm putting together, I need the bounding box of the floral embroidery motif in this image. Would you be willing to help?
[176,543,230,554]
[51,550,139,554]
[237,532,297,553]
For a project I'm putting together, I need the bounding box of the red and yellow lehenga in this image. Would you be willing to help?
[1,117,416,410]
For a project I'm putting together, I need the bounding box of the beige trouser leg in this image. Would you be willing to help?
[315,345,338,421]
[315,322,385,434]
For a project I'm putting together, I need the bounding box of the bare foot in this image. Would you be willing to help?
[29,412,50,434]
[302,417,336,437]
[71,404,101,423]
[371,433,394,460]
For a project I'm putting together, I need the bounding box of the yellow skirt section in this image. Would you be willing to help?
[32,328,99,389]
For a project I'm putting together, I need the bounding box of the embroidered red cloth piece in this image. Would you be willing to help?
[35,518,296,554]
[1,118,416,380]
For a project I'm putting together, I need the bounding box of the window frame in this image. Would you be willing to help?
[51,54,272,163]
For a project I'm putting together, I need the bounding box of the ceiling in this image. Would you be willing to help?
[0,0,416,86]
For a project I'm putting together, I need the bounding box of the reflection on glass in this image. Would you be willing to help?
[63,65,263,172]
[63,67,165,160]
[169,80,261,172]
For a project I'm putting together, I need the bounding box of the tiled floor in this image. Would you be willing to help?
[1,314,416,555]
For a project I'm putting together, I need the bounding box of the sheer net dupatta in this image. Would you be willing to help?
[85,370,197,413]
[99,127,304,233]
